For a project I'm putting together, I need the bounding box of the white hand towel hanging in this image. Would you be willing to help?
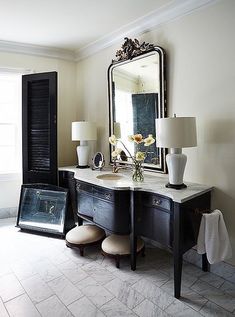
[197,209,232,264]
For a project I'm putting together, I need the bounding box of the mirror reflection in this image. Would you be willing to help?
[108,47,167,172]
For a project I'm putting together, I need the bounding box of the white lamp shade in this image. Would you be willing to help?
[72,121,97,141]
[155,117,197,148]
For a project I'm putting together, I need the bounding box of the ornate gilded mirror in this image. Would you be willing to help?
[108,38,167,173]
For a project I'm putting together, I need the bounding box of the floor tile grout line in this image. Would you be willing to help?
[66,294,85,308]
[17,272,57,307]
[198,299,211,315]
[37,293,76,317]
[189,277,235,300]
[188,282,235,314]
[130,275,211,315]
[98,296,140,317]
[102,278,147,310]
[130,277,176,313]
[1,219,235,317]
[3,289,43,317]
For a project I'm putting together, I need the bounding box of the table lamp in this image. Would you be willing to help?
[72,121,97,168]
[155,116,197,189]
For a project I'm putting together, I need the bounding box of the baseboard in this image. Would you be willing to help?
[0,207,18,219]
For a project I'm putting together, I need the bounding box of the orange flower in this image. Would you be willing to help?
[132,134,143,144]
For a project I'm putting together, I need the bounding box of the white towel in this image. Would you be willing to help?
[197,209,232,264]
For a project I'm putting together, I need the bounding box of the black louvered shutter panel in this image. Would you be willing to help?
[22,72,57,185]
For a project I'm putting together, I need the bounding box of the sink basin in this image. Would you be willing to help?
[96,174,123,181]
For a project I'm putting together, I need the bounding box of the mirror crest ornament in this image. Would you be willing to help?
[108,38,167,173]
[113,37,155,62]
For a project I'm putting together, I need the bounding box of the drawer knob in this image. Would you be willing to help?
[105,193,111,200]
[153,198,161,206]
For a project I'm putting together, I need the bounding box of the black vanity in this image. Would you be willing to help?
[59,167,212,299]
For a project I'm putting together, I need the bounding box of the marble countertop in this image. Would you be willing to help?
[59,166,213,203]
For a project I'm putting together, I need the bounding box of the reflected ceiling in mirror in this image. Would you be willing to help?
[108,41,167,173]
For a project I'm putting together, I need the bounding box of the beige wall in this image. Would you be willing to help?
[0,52,78,208]
[76,0,235,265]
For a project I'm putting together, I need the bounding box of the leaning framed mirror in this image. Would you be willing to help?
[108,38,167,173]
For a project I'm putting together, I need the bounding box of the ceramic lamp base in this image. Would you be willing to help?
[76,141,89,167]
[166,148,187,189]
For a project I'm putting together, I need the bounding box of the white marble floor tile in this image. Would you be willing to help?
[138,267,170,287]
[20,274,53,304]
[36,295,72,317]
[46,249,70,265]
[79,278,114,307]
[105,278,144,309]
[33,258,63,282]
[210,262,235,284]
[191,280,235,312]
[0,261,12,277]
[160,280,207,311]
[0,273,25,302]
[200,272,225,288]
[48,275,83,306]
[64,248,93,265]
[199,301,235,317]
[11,259,37,281]
[57,260,88,284]
[112,266,142,285]
[76,276,99,290]
[159,264,198,288]
[165,299,203,317]
[0,297,9,317]
[220,280,235,296]
[0,219,234,317]
[82,262,115,285]
[132,278,174,310]
[5,293,40,317]
[183,263,207,278]
[68,296,105,317]
[100,298,137,317]
[133,298,169,317]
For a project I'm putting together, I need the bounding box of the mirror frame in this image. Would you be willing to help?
[108,42,167,173]
[92,152,105,170]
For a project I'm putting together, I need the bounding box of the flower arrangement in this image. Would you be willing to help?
[109,133,155,182]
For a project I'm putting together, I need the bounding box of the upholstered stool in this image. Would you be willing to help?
[101,234,145,268]
[66,225,106,256]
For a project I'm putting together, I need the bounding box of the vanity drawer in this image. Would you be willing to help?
[136,206,172,246]
[93,198,129,234]
[142,192,171,211]
[77,191,94,217]
[93,186,115,202]
[76,181,92,194]
[152,208,172,247]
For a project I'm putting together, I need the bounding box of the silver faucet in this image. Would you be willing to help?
[111,160,128,173]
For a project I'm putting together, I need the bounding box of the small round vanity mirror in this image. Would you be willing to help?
[92,152,105,170]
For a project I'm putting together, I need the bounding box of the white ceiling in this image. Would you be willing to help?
[0,0,216,60]
[0,0,171,51]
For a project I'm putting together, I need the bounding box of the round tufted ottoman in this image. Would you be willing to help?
[66,225,106,256]
[101,234,145,268]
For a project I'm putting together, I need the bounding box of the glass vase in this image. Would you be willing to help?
[132,161,144,182]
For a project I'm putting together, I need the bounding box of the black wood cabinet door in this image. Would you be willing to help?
[22,72,57,185]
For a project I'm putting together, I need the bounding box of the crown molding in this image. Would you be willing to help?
[75,0,218,62]
[0,0,218,62]
[0,40,75,61]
